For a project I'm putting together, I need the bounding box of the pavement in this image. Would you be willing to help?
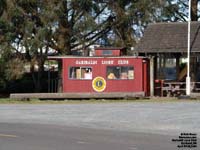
[0,101,200,150]
[0,123,178,150]
[0,101,200,135]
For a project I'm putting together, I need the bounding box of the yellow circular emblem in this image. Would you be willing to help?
[92,77,106,92]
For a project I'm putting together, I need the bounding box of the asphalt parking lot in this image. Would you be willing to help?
[0,101,200,135]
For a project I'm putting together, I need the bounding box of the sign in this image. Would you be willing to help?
[75,59,129,65]
[92,77,106,92]
[75,60,97,65]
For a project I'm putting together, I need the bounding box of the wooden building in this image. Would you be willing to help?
[135,21,200,96]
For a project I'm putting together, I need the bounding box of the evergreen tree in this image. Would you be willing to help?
[191,0,198,21]
[105,0,177,49]
[0,0,6,16]
[161,0,199,21]
[0,0,114,92]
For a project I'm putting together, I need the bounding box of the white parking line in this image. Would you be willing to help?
[128,146,138,150]
[0,133,18,138]
[77,141,90,145]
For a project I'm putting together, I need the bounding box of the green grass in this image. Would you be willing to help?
[0,97,199,104]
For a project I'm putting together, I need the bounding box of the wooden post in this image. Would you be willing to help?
[158,54,162,77]
[175,54,180,81]
[154,56,157,80]
[150,56,154,96]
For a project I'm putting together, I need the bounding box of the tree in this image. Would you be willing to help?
[0,0,52,92]
[1,0,115,92]
[0,0,6,16]
[161,0,199,22]
[0,0,17,92]
[105,0,181,49]
[191,0,198,21]
[44,0,114,54]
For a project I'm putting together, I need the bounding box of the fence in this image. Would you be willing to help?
[155,80,200,97]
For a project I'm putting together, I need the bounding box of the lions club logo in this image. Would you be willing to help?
[92,77,106,92]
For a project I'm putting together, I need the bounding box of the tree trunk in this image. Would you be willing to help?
[30,61,37,92]
[56,13,72,92]
[191,0,198,21]
[35,58,45,92]
[57,39,72,92]
[56,60,62,93]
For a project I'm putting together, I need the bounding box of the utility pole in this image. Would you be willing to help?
[186,0,191,96]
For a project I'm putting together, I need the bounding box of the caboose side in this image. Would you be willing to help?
[59,56,149,97]
[48,47,150,97]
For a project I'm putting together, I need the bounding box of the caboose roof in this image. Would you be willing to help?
[48,55,145,59]
[135,21,200,53]
[94,47,126,50]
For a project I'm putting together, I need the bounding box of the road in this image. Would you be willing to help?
[0,123,177,150]
[0,101,200,150]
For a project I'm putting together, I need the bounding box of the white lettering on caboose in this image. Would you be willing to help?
[118,60,129,64]
[101,60,114,65]
[75,60,97,65]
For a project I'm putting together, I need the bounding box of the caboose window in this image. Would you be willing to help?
[69,67,92,80]
[102,50,113,55]
[107,66,134,80]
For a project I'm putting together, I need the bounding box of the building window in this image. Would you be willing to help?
[102,50,113,56]
[107,66,134,80]
[69,67,92,80]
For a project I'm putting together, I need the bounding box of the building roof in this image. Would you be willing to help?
[48,56,145,59]
[135,22,200,53]
[94,47,126,50]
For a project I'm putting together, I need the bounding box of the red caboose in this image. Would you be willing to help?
[49,47,150,98]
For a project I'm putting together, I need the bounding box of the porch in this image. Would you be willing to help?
[135,22,200,97]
